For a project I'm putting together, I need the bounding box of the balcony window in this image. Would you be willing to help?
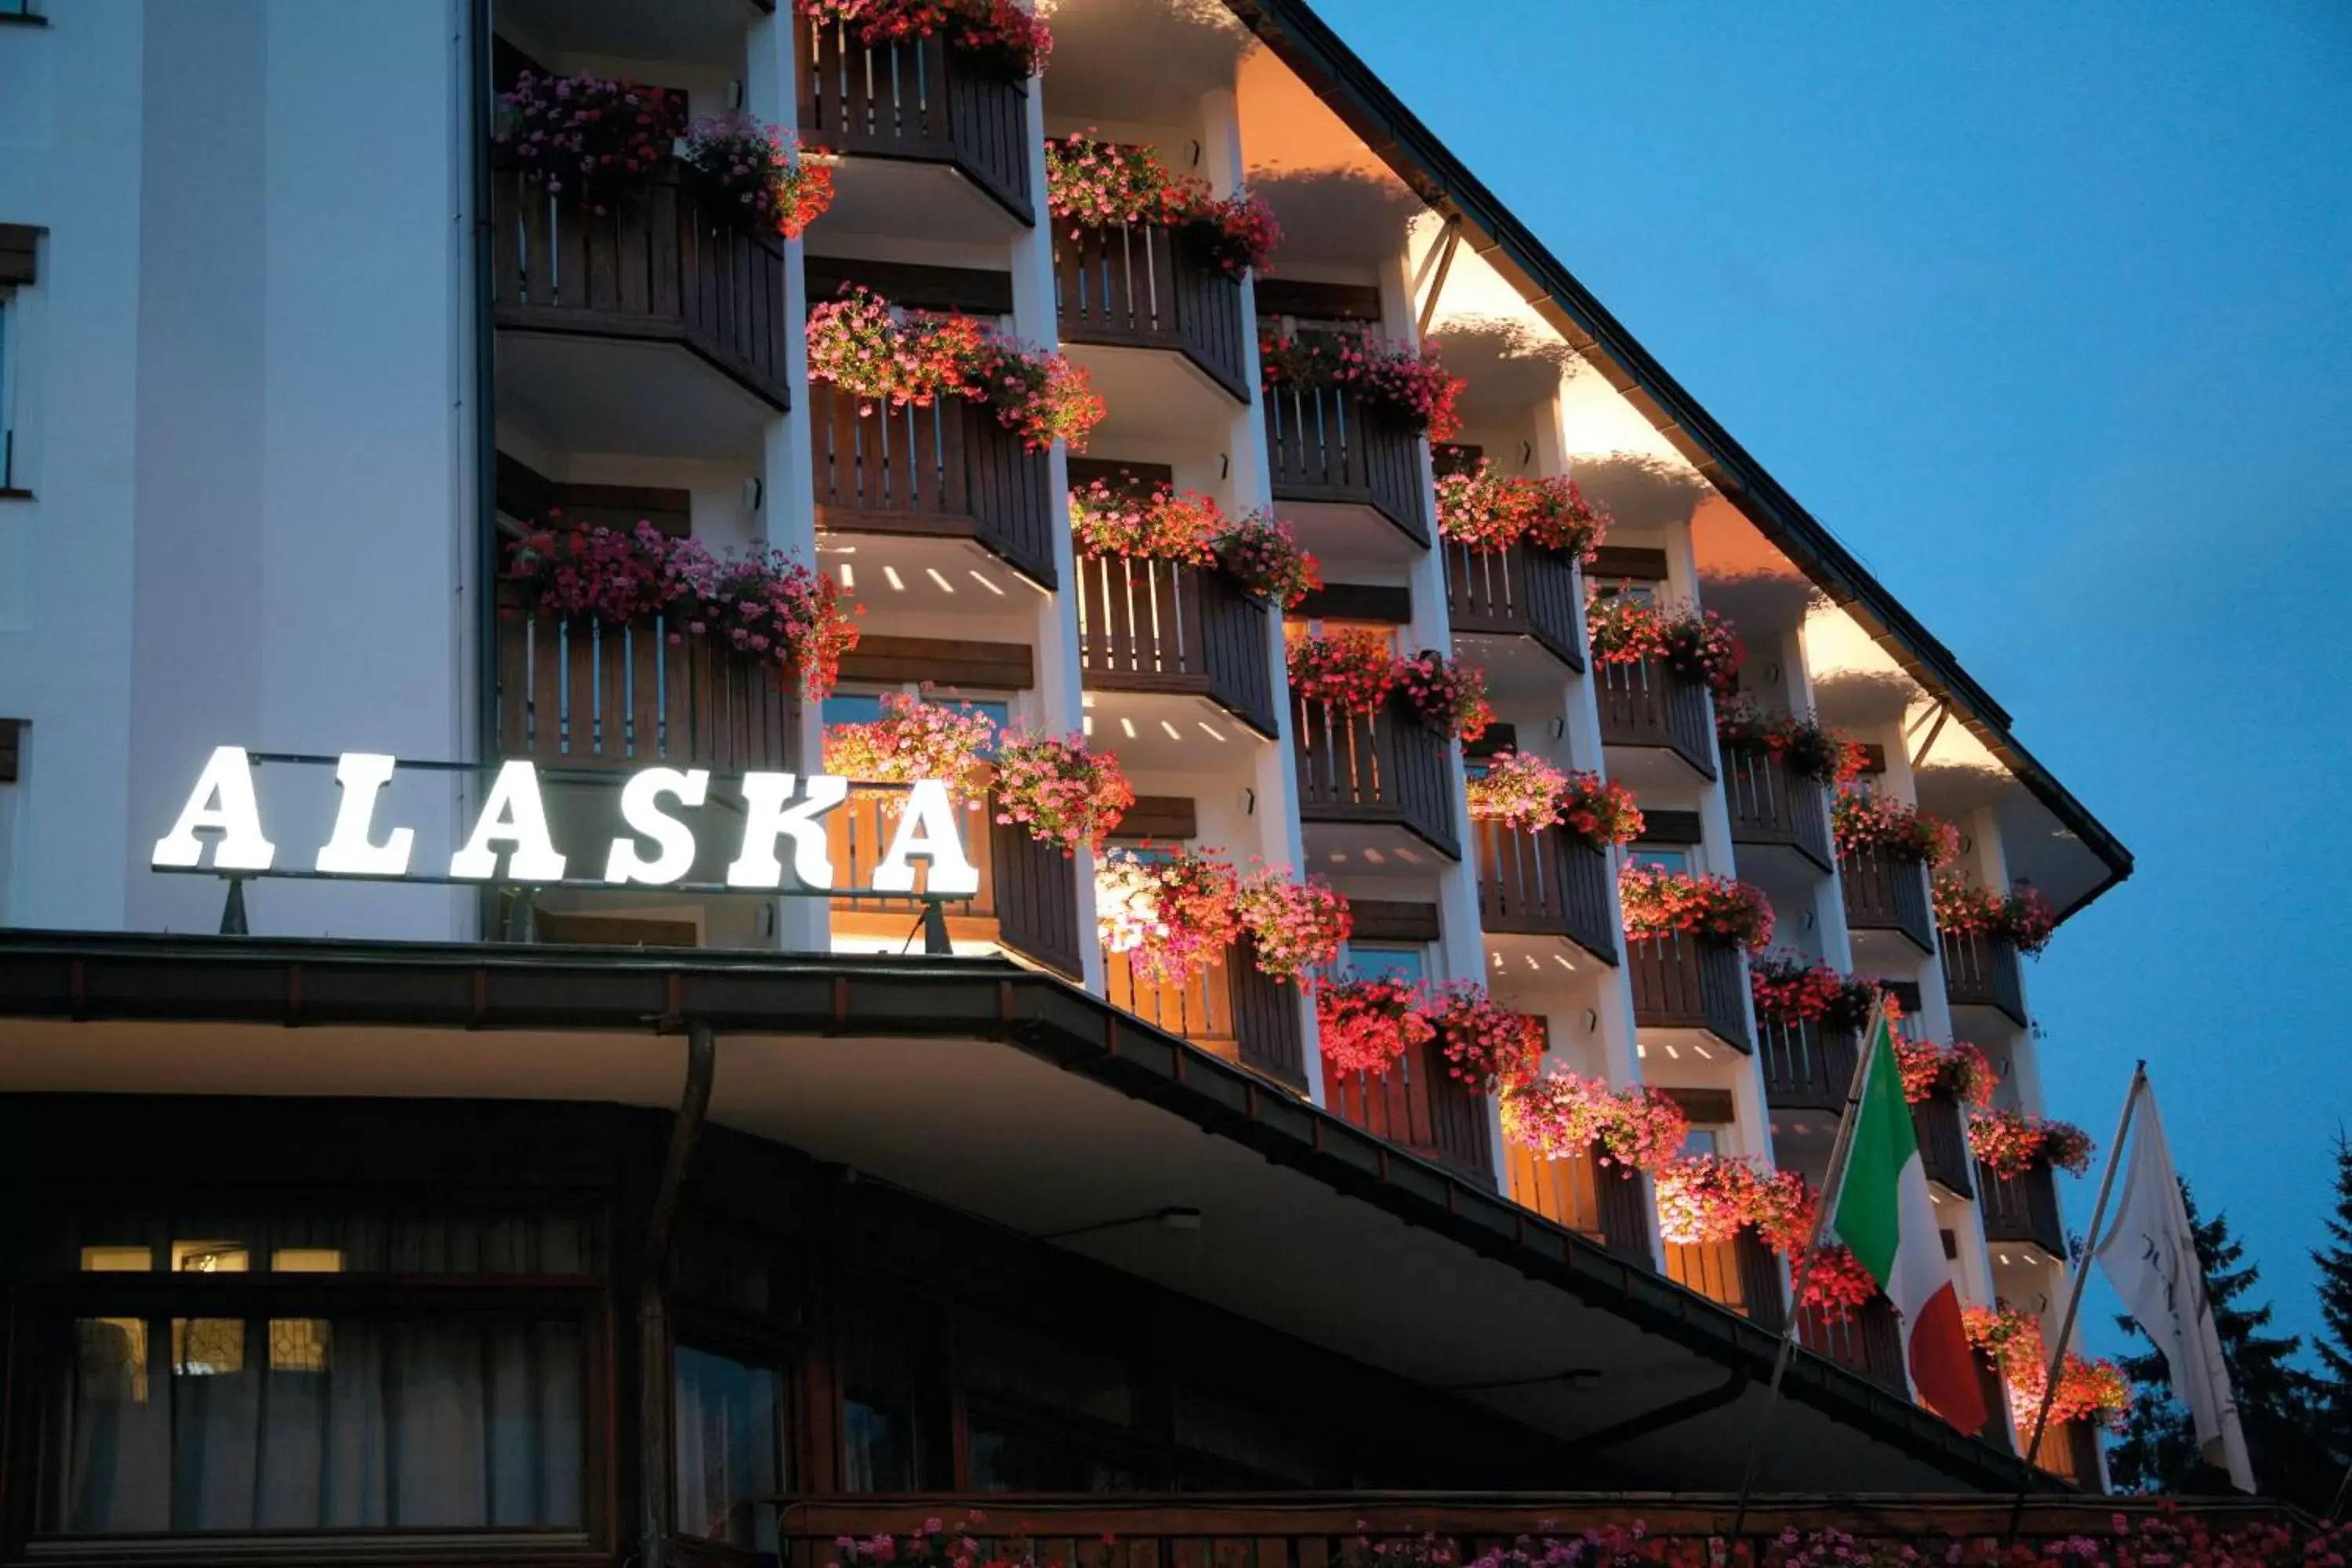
[1345,943,1425,984]
[1629,846,1693,875]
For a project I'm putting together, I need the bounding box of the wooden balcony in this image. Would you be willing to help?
[1664,1229,1785,1330]
[1841,844,1936,954]
[1595,658,1715,779]
[809,385,1059,588]
[1979,1160,2067,1257]
[1076,555,1277,735]
[1263,385,1429,546]
[1759,1018,1858,1113]
[494,593,797,772]
[1442,539,1586,672]
[1626,932,1750,1051]
[829,787,1083,978]
[1102,938,1307,1091]
[1054,221,1249,401]
[1913,1090,1976,1200]
[795,16,1033,223]
[1292,690,1460,859]
[1798,1294,1906,1392]
[1326,1035,1494,1185]
[488,158,792,410]
[1472,822,1618,964]
[1943,928,2028,1025]
[2027,1421,2104,1491]
[1725,744,1832,871]
[1504,1138,1656,1266]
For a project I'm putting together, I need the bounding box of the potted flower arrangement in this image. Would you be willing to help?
[1584,587,1744,694]
[1747,953,1886,1033]
[678,114,834,238]
[1067,479,1221,564]
[820,691,998,798]
[1286,629,1399,714]
[1831,791,1958,866]
[1712,697,1866,786]
[1933,875,2057,956]
[1095,847,1241,985]
[1210,511,1320,608]
[1894,1036,1997,1109]
[1419,981,1544,1092]
[1500,1067,1689,1174]
[1314,973,1434,1076]
[1800,1244,1882,1319]
[504,521,860,699]
[1434,461,1610,565]
[1044,132,1282,276]
[800,0,1054,82]
[1556,771,1645,849]
[1653,1155,1813,1251]
[1232,864,1352,982]
[1968,1108,2094,1177]
[1466,751,1570,831]
[806,285,1105,451]
[1258,327,1464,442]
[1617,863,1776,951]
[1394,652,1494,742]
[991,726,1134,855]
[495,71,684,212]
[1963,1305,2131,1432]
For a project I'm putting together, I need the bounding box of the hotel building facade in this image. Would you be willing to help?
[0,0,2139,1559]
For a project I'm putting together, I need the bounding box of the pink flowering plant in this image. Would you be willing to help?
[1501,1067,1690,1174]
[806,285,1105,451]
[1618,864,1775,951]
[1095,846,1242,986]
[1314,974,1434,1077]
[1286,629,1400,714]
[801,0,1053,80]
[1420,981,1545,1092]
[1895,1036,1998,1109]
[1653,1155,1814,1252]
[1584,587,1744,694]
[1831,791,1959,866]
[495,71,684,212]
[1435,461,1611,564]
[1964,1306,2132,1432]
[1210,510,1320,608]
[1259,327,1465,441]
[821,691,997,799]
[1933,875,2057,956]
[1746,953,1886,1034]
[1232,865,1352,982]
[1044,132,1282,276]
[1395,652,1494,742]
[1969,1108,2094,1177]
[1466,751,1570,831]
[991,727,1134,856]
[1557,772,1645,849]
[1067,479,1222,564]
[679,114,834,238]
[1713,698,1867,786]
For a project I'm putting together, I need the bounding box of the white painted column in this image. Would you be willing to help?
[1783,630,1854,974]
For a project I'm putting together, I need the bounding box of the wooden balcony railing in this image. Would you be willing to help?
[1840,844,1936,954]
[1595,658,1715,779]
[1443,539,1586,672]
[1626,932,1750,1051]
[1913,1090,1976,1200]
[1725,744,1833,870]
[2027,1421,2104,1491]
[495,594,797,772]
[1292,690,1460,859]
[1472,822,1619,964]
[1326,1036,1494,1185]
[1979,1160,2067,1257]
[1943,928,2028,1025]
[1263,385,1429,545]
[1076,555,1277,735]
[1054,221,1249,401]
[1504,1138,1656,1266]
[796,16,1033,223]
[1798,1294,1907,1392]
[828,786,1083,978]
[1759,1018,1857,1113]
[1664,1230,1786,1330]
[1102,936,1307,1091]
[488,158,794,410]
[809,384,1059,589]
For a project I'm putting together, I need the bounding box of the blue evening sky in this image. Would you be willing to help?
[1329,2,2352,1348]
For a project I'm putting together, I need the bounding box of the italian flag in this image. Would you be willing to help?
[1828,1009,1990,1432]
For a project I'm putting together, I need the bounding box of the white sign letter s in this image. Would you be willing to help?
[873,779,980,898]
[314,753,416,876]
[449,760,568,882]
[604,768,710,885]
[151,746,278,872]
[727,773,849,891]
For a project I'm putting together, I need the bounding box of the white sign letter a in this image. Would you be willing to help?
[151,746,278,872]
[449,760,568,882]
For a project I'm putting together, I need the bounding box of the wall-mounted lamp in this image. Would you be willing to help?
[743,476,764,512]
[1218,452,1231,480]
[1240,787,1256,816]
[1800,909,1816,931]
[1189,140,1203,169]
[1548,716,1566,740]
[1519,440,1534,468]
[1959,833,1975,854]
[1764,662,1782,684]
[726,81,745,111]
[1584,1008,1599,1033]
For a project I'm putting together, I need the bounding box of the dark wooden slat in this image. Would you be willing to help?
[1589,545,1670,583]
[1345,900,1441,944]
[1254,278,1382,322]
[1108,795,1199,842]
[837,635,1035,691]
[0,223,37,285]
[1633,808,1704,846]
[0,717,23,783]
[804,256,1016,316]
[1291,582,1412,625]
[1626,933,1750,1051]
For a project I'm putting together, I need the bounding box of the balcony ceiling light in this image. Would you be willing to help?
[926,568,956,594]
[968,570,1006,596]
[882,565,906,592]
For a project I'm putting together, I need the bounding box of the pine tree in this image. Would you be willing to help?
[2107,1178,2329,1506]
[2311,1131,2352,1504]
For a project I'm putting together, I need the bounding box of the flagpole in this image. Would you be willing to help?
[1727,995,1889,1545]
[2006,1059,2145,1537]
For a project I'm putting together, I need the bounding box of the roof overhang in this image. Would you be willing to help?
[1218,0,2132,923]
[0,932,2064,1494]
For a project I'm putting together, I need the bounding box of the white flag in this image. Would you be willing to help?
[2092,1080,2255,1493]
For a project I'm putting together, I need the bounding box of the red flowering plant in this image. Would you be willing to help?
[1713,698,1867,786]
[1210,510,1321,608]
[1286,628,1399,714]
[1500,1067,1690,1174]
[1963,1306,2131,1432]
[495,71,684,212]
[1259,327,1464,441]
[1314,973,1433,1077]
[1095,846,1241,986]
[1066,479,1221,564]
[1618,863,1775,951]
[1969,1108,2094,1177]
[1584,587,1744,694]
[1434,463,1611,565]
[1556,771,1645,849]
[1799,1244,1882,1319]
[1746,953,1886,1034]
[1394,652,1494,742]
[1232,865,1352,982]
[963,332,1108,451]
[1894,1036,1997,1109]
[1933,875,2057,956]
[821,691,997,799]
[678,114,833,238]
[990,727,1133,856]
[1044,132,1282,276]
[1466,751,1569,831]
[1420,981,1544,1093]
[1831,791,1958,866]
[806,286,1104,451]
[800,0,1053,80]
